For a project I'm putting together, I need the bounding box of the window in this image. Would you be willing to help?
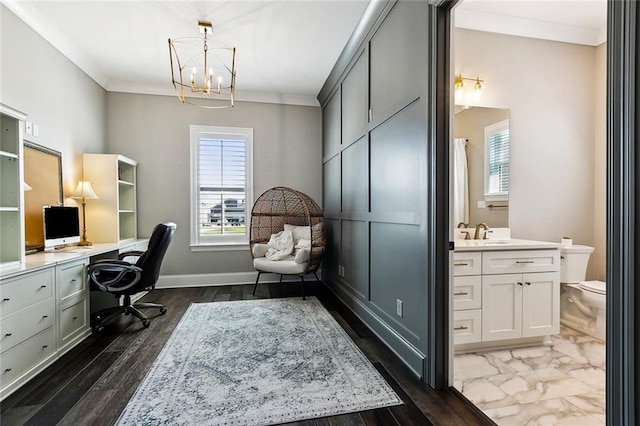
[190,125,253,249]
[484,119,509,201]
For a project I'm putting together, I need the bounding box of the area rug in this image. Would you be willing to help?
[116,297,402,425]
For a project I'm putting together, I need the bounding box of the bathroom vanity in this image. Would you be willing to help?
[452,239,561,352]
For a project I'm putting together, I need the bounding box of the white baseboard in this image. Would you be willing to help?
[156,271,317,289]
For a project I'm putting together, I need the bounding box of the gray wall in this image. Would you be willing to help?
[320,1,430,378]
[105,92,322,276]
[0,5,106,194]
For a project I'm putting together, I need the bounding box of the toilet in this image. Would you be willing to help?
[559,245,606,341]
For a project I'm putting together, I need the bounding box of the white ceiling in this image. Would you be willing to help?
[3,0,607,107]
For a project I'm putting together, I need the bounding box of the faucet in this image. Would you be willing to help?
[457,222,468,228]
[474,223,489,240]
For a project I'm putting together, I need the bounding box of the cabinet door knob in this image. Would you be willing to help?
[525,282,531,285]
[517,282,523,286]
[39,285,47,289]
[42,315,49,319]
[4,368,12,372]
[2,298,10,302]
[73,316,79,320]
[70,279,77,283]
[42,345,48,349]
[4,333,12,337]
[454,326,469,331]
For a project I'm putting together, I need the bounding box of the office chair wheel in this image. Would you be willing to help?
[142,319,150,328]
[92,325,104,333]
[160,307,167,315]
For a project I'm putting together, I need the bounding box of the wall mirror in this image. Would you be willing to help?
[23,141,63,250]
[453,106,510,229]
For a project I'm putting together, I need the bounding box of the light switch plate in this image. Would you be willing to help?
[33,124,39,137]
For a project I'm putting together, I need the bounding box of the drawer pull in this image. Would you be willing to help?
[73,316,78,320]
[518,282,523,286]
[454,262,469,266]
[70,279,77,283]
[4,333,12,337]
[454,326,469,331]
[453,291,468,296]
[42,345,48,349]
[2,298,10,302]
[525,282,531,286]
[42,315,49,319]
[38,285,47,289]
[516,260,535,264]
[4,368,12,372]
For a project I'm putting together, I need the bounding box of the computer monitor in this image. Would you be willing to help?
[43,206,80,250]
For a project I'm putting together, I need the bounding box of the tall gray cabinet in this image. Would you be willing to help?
[319,0,431,379]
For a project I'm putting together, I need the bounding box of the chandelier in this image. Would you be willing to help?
[168,21,236,108]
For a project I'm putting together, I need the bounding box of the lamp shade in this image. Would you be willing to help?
[71,180,99,199]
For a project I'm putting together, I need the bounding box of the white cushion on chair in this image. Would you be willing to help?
[254,257,307,274]
[252,243,269,258]
[284,224,311,244]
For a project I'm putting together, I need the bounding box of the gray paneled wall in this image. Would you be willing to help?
[319,0,430,378]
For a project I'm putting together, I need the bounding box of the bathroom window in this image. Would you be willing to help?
[484,119,510,201]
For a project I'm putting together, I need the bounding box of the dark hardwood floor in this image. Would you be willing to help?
[1,283,494,426]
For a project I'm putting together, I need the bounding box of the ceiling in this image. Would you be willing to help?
[3,0,607,107]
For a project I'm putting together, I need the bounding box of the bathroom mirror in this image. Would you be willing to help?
[453,106,510,229]
[23,141,63,251]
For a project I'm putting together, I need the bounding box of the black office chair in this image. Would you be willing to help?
[88,222,176,331]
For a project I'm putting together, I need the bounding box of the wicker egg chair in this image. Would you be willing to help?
[250,187,325,299]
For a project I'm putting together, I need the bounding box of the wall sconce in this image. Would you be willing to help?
[454,74,484,104]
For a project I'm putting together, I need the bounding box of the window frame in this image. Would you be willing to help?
[189,125,253,251]
[483,119,510,202]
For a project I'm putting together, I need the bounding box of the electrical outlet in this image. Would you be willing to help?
[338,265,343,277]
[396,299,403,317]
[33,124,39,137]
[25,121,33,135]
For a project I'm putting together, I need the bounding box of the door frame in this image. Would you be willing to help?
[431,0,639,423]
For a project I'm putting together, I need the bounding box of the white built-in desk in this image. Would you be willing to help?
[0,239,148,401]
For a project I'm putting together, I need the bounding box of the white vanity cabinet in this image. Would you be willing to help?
[452,252,483,344]
[452,243,561,349]
[482,271,559,341]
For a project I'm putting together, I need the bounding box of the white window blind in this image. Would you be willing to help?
[484,120,510,198]
[190,126,253,248]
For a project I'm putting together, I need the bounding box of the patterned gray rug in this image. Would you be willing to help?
[116,297,402,425]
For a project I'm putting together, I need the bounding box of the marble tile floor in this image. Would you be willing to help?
[454,327,605,425]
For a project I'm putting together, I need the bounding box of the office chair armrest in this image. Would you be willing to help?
[88,262,142,293]
[118,250,145,260]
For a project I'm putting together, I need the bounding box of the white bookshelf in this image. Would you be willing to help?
[0,105,26,267]
[82,154,138,243]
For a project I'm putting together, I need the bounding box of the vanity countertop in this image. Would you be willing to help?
[454,238,561,252]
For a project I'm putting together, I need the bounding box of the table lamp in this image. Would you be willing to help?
[71,180,99,246]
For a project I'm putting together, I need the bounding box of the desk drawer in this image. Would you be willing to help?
[453,309,482,345]
[0,299,54,354]
[483,250,560,275]
[453,252,482,276]
[0,327,55,390]
[57,260,87,301]
[60,298,88,346]
[0,269,54,318]
[453,276,482,311]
